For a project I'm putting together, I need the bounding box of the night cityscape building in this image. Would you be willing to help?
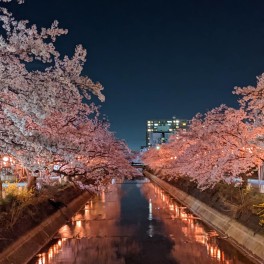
[146,117,188,147]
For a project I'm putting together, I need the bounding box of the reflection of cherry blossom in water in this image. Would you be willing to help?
[32,180,253,264]
[141,183,250,264]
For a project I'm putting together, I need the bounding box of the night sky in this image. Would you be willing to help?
[8,0,264,150]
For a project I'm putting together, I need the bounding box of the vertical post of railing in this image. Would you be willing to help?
[258,164,264,193]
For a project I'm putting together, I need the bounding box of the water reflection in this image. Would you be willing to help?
[148,198,153,221]
[31,179,253,264]
[140,183,251,264]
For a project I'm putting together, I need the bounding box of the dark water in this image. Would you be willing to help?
[31,178,255,264]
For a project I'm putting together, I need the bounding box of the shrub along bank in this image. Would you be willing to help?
[0,183,85,253]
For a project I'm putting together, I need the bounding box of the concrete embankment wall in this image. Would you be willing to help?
[0,191,93,264]
[144,171,264,264]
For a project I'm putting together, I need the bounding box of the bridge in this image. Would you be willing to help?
[131,162,145,168]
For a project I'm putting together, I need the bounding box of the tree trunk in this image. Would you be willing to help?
[240,173,248,190]
[27,174,36,191]
[0,179,2,199]
[238,173,248,205]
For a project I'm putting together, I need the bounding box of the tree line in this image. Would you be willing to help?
[0,0,135,191]
[143,71,264,190]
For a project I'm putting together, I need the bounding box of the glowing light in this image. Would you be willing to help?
[2,156,9,161]
[58,224,72,238]
[101,190,106,202]
[76,220,82,228]
[217,249,221,261]
[148,224,154,237]
[148,198,152,220]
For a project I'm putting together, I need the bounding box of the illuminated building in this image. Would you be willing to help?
[146,116,188,147]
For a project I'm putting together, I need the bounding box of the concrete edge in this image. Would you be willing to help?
[144,171,264,264]
[0,191,93,264]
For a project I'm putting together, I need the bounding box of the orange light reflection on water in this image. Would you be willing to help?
[34,183,247,264]
[36,238,64,264]
[34,189,112,263]
[147,183,234,263]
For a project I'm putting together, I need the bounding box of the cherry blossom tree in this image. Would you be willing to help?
[183,106,264,188]
[0,0,134,191]
[50,120,136,191]
[234,73,264,186]
[234,73,264,125]
[143,105,264,189]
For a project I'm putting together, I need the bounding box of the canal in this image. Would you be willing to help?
[30,178,254,264]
